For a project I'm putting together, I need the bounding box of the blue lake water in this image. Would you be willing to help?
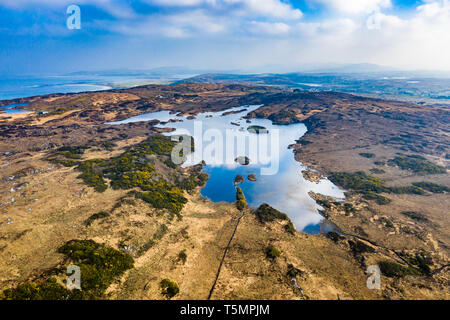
[0,74,193,100]
[107,106,345,233]
[0,103,31,114]
[0,76,115,100]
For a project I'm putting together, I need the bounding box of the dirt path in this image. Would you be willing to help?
[207,212,246,300]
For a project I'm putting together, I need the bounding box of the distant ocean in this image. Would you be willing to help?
[0,74,188,101]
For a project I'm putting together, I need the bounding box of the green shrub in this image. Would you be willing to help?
[402,251,433,275]
[235,187,247,211]
[388,155,446,175]
[160,279,179,299]
[298,140,312,146]
[164,158,177,169]
[77,162,108,193]
[265,246,281,260]
[412,182,449,193]
[359,153,375,159]
[349,240,375,254]
[401,211,428,222]
[50,135,195,215]
[197,173,209,186]
[375,195,392,205]
[268,110,298,124]
[56,146,88,159]
[137,239,156,256]
[153,224,168,240]
[379,217,395,229]
[58,240,134,295]
[139,135,179,156]
[343,203,356,214]
[178,173,209,191]
[137,184,187,214]
[101,141,116,151]
[330,171,430,204]
[85,211,110,226]
[112,196,137,211]
[2,240,134,300]
[73,135,192,214]
[370,168,385,174]
[1,278,71,300]
[75,135,179,192]
[254,203,289,223]
[316,199,331,209]
[378,260,414,277]
[326,232,342,242]
[178,250,187,264]
[54,159,80,167]
[388,185,426,195]
[363,192,392,205]
[287,264,302,278]
[46,145,88,167]
[284,222,296,235]
[177,176,197,191]
[48,107,70,116]
[329,172,386,194]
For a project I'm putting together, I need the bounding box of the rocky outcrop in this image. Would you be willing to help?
[302,170,323,183]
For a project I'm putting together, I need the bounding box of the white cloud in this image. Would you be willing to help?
[236,0,303,19]
[237,0,449,71]
[366,12,404,30]
[111,9,229,37]
[417,0,450,22]
[313,0,391,14]
[357,0,450,69]
[296,18,357,36]
[0,0,136,18]
[248,21,290,35]
[147,0,212,6]
[2,0,450,71]
[103,0,450,71]
[148,0,303,19]
[1,0,302,22]
[105,0,302,38]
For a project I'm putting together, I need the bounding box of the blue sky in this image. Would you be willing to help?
[0,0,449,75]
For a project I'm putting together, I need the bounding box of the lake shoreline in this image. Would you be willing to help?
[108,104,345,234]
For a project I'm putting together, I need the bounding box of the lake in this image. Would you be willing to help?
[0,103,32,114]
[107,105,345,234]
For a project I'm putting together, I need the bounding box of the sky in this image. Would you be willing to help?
[0,0,449,75]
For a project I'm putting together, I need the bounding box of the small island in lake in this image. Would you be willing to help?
[235,156,251,165]
[234,174,244,185]
[247,125,269,134]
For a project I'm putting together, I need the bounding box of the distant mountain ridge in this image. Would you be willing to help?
[177,71,450,105]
